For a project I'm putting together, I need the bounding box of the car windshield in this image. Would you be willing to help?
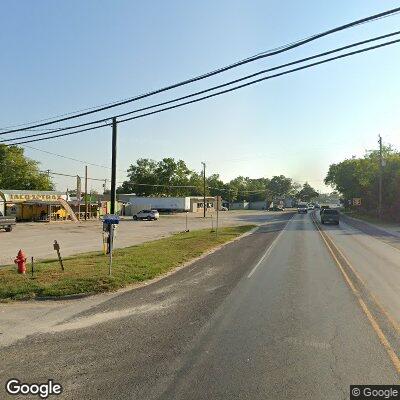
[2,5,399,399]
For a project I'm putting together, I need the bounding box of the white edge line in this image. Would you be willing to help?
[247,214,294,278]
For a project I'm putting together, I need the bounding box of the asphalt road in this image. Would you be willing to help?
[1,211,399,399]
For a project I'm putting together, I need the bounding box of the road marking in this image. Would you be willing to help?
[247,215,294,278]
[312,214,400,375]
[320,221,400,336]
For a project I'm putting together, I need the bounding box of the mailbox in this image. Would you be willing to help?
[103,214,120,225]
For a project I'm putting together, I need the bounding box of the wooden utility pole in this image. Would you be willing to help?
[110,117,117,215]
[378,135,383,219]
[202,162,206,218]
[84,166,88,220]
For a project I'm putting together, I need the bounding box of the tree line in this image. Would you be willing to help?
[117,157,319,203]
[325,144,400,221]
[0,146,320,204]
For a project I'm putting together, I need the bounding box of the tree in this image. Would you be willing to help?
[296,182,319,202]
[325,145,400,220]
[266,175,295,201]
[118,158,158,196]
[0,145,53,190]
[118,158,202,197]
[207,174,226,197]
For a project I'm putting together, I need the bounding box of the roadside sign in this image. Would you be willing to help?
[353,198,362,206]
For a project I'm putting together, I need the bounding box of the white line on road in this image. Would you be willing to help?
[247,214,295,278]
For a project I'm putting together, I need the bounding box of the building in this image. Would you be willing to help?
[230,201,249,210]
[0,190,78,222]
[67,197,100,220]
[121,195,219,215]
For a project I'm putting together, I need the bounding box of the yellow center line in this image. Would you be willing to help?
[319,220,400,336]
[311,213,400,375]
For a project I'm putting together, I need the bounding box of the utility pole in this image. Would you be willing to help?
[84,165,88,221]
[77,175,81,220]
[110,117,117,215]
[201,162,206,218]
[378,134,383,219]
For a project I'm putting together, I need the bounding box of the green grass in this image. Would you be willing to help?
[0,225,255,300]
[343,210,399,228]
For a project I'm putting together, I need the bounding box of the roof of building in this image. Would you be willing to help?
[0,189,64,195]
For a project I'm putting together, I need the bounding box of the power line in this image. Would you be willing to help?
[45,171,269,194]
[44,170,106,182]
[1,6,399,134]
[24,145,112,169]
[4,29,399,143]
[5,37,400,147]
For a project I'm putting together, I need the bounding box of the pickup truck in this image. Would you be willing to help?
[320,209,339,225]
[0,212,16,232]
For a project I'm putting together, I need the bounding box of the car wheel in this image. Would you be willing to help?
[133,216,138,220]
[5,226,12,232]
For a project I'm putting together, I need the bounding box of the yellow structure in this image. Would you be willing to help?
[0,190,77,222]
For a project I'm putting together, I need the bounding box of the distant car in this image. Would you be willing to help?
[269,204,285,211]
[133,209,159,221]
[314,203,321,209]
[307,204,314,210]
[220,206,228,211]
[321,209,339,225]
[297,203,308,214]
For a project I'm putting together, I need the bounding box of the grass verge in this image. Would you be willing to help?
[342,210,400,228]
[0,225,255,300]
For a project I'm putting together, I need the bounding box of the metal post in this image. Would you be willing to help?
[84,166,88,221]
[185,211,188,232]
[53,240,64,271]
[378,135,383,219]
[31,257,34,278]
[111,118,117,215]
[202,162,206,218]
[109,224,114,276]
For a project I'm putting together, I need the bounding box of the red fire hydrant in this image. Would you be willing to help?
[14,249,27,274]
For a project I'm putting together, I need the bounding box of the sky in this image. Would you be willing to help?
[1,0,400,193]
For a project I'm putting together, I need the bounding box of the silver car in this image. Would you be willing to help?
[133,209,160,221]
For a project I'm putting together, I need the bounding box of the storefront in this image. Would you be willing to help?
[68,199,100,220]
[0,190,78,222]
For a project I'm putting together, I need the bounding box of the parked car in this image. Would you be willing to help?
[321,209,339,225]
[297,203,308,214]
[133,209,160,221]
[0,212,16,232]
[220,206,228,211]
